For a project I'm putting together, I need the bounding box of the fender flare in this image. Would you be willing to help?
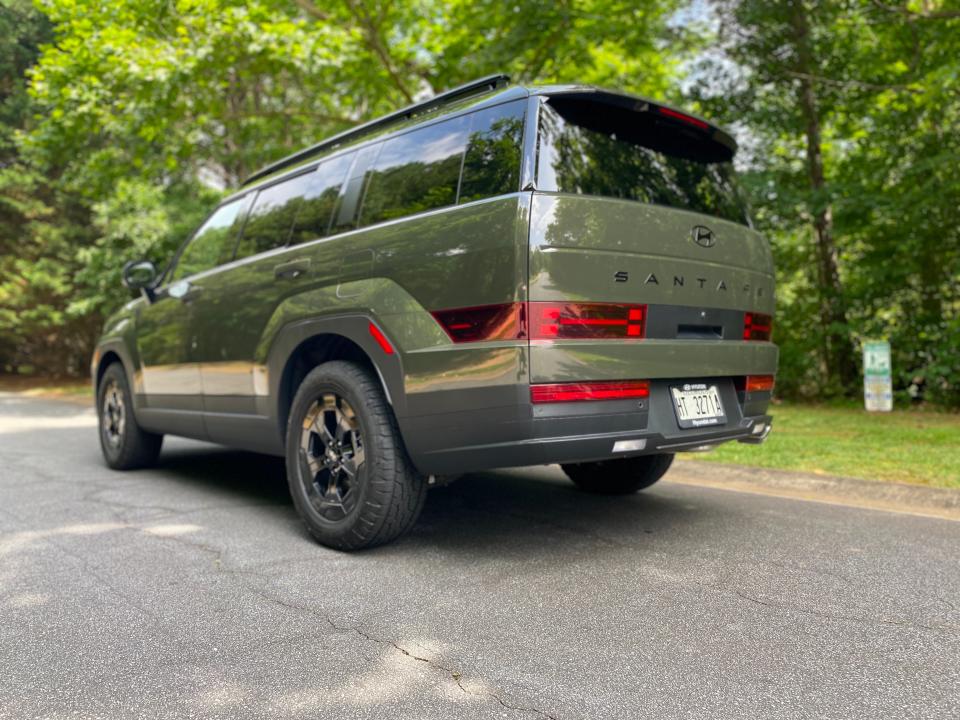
[264,313,409,439]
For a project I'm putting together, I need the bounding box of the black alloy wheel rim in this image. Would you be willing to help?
[298,393,365,521]
[101,380,125,448]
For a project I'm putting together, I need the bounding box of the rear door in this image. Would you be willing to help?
[528,93,777,425]
[193,154,354,443]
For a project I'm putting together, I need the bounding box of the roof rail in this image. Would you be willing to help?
[242,74,512,187]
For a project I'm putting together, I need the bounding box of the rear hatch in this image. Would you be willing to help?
[528,92,777,413]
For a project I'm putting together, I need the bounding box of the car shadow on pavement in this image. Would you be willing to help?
[152,444,708,556]
[155,446,291,506]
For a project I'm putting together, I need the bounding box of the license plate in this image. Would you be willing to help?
[670,383,726,428]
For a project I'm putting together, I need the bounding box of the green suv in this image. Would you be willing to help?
[93,75,777,550]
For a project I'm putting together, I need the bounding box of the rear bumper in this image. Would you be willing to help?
[399,377,773,475]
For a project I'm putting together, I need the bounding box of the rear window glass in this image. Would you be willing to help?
[360,116,470,226]
[537,97,749,225]
[290,152,355,245]
[459,100,525,204]
[234,177,303,260]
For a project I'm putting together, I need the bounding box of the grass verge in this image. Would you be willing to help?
[0,375,91,401]
[690,402,960,489]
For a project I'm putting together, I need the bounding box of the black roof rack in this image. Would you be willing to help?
[242,74,512,187]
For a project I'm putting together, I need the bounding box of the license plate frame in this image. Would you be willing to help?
[670,383,726,429]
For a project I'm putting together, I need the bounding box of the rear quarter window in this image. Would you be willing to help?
[459,100,525,204]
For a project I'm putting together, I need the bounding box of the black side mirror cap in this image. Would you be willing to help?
[122,259,159,302]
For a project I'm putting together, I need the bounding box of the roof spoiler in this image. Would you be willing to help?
[242,74,512,187]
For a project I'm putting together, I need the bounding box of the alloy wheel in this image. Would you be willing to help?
[298,393,365,521]
[101,380,125,448]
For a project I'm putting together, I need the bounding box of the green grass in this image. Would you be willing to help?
[690,402,960,488]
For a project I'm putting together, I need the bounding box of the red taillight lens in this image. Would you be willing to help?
[431,302,647,343]
[744,375,775,392]
[529,302,646,340]
[530,380,650,404]
[743,312,772,341]
[431,303,525,343]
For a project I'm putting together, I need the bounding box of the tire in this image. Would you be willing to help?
[285,361,427,550]
[97,361,163,470]
[561,453,675,495]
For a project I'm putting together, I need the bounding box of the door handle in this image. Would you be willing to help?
[274,258,311,281]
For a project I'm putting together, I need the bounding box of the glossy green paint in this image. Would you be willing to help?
[527,192,777,385]
[529,194,774,312]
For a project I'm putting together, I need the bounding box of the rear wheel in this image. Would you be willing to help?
[562,453,675,495]
[97,362,163,470]
[285,361,426,550]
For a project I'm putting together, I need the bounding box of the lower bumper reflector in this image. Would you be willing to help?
[612,439,647,453]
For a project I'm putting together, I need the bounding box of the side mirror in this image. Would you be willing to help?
[122,259,158,300]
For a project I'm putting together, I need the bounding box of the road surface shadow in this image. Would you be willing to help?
[152,443,709,556]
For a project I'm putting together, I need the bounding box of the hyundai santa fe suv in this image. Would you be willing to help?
[93,75,778,550]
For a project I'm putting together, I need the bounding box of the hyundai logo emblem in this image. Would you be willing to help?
[691,225,715,248]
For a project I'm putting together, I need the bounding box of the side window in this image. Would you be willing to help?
[290,152,355,245]
[170,198,248,282]
[331,144,380,235]
[459,100,525,203]
[234,177,305,261]
[359,116,470,227]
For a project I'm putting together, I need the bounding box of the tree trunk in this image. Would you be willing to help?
[790,0,859,393]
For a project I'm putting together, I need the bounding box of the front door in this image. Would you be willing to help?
[134,195,251,436]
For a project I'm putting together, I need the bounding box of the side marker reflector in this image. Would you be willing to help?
[368,322,394,355]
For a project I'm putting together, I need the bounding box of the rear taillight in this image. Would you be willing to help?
[738,375,775,393]
[431,303,524,343]
[743,312,772,341]
[432,301,647,343]
[530,380,650,403]
[529,302,646,340]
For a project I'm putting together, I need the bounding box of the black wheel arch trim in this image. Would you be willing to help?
[265,313,409,445]
[92,341,139,405]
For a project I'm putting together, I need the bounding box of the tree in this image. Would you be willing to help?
[690,0,960,403]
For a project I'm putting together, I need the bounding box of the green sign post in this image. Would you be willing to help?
[863,340,893,412]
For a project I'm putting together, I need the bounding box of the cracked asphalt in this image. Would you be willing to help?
[1,394,958,720]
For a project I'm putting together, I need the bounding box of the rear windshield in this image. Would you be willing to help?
[537,96,750,225]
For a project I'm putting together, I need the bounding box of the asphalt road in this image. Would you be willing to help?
[1,394,958,720]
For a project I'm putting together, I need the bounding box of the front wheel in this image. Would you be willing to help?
[561,453,675,495]
[97,362,163,470]
[285,361,427,550]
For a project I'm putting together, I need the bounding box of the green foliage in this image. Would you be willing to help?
[689,0,960,406]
